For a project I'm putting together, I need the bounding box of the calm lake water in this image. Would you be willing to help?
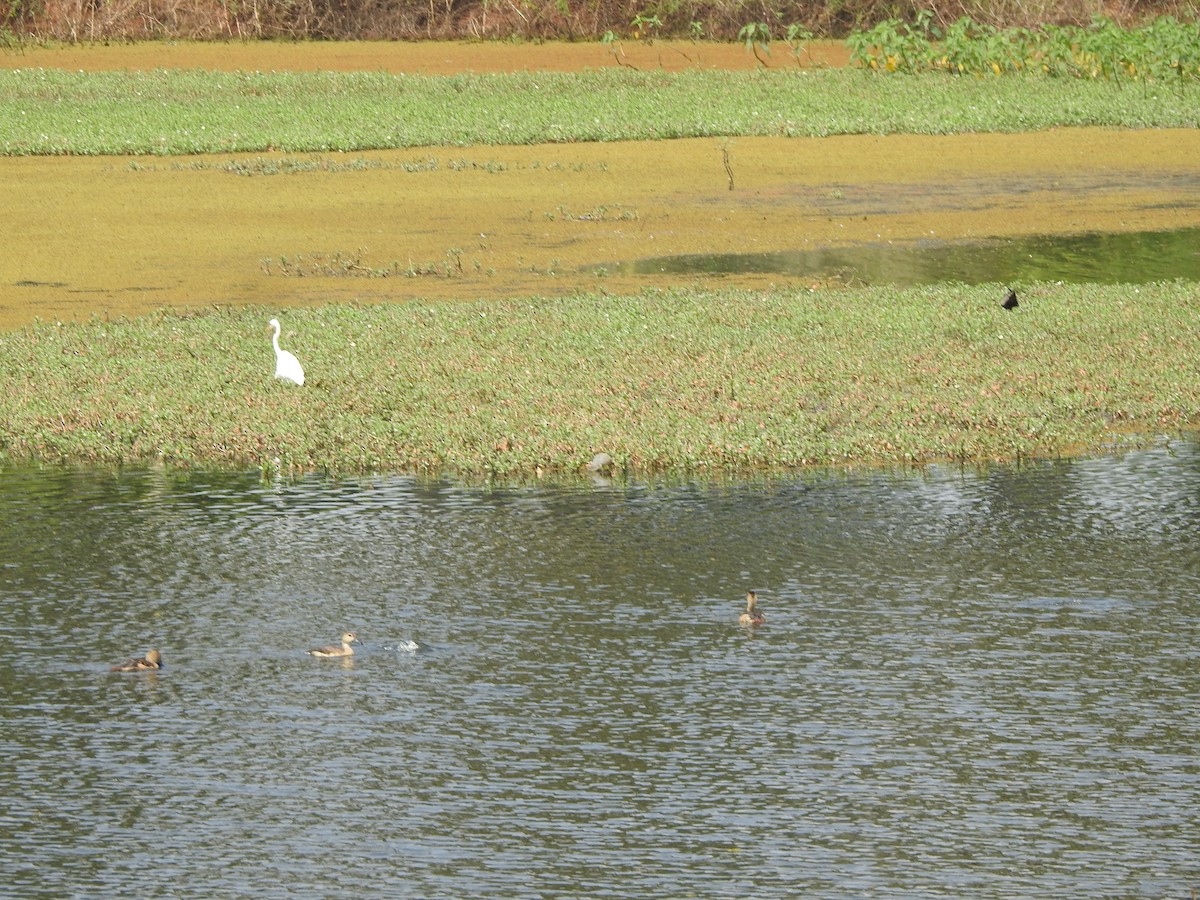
[2,445,1198,898]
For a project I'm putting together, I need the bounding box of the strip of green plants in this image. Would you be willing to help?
[848,13,1200,81]
[1,282,1196,477]
[2,64,1197,156]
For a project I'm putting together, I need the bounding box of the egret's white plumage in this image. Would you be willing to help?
[269,318,305,385]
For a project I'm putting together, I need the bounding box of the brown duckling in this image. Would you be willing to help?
[111,649,163,672]
[307,632,361,658]
[738,591,765,626]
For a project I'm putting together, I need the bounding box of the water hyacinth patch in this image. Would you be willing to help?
[1,64,1197,157]
[0,282,1197,476]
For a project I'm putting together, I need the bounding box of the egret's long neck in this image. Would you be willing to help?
[272,324,282,354]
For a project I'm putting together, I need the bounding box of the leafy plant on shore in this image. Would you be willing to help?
[847,9,939,73]
[940,17,1035,75]
[738,22,771,67]
[629,12,662,41]
[785,23,817,67]
[601,29,636,68]
[849,13,1200,83]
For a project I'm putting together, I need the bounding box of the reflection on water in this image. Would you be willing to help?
[2,445,1199,898]
[611,227,1200,286]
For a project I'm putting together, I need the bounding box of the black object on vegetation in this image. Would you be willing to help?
[1002,288,1019,310]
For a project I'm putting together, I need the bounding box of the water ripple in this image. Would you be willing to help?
[2,444,1199,897]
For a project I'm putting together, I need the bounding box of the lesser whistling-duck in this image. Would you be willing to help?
[739,591,765,626]
[111,649,163,671]
[307,632,361,658]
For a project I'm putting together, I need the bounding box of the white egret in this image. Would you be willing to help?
[268,318,305,385]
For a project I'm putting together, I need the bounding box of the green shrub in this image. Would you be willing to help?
[848,13,1200,83]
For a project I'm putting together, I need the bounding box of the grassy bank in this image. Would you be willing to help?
[1,283,1196,476]
[2,66,1198,155]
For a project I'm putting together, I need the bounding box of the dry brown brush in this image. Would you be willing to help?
[2,0,1195,42]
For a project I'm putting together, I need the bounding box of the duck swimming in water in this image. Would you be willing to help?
[738,591,765,626]
[307,632,361,658]
[111,649,163,671]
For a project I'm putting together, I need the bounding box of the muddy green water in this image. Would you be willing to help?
[2,444,1198,897]
[4,128,1198,332]
[616,226,1200,285]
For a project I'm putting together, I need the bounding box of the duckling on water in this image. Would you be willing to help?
[111,649,163,671]
[307,632,361,658]
[739,591,765,626]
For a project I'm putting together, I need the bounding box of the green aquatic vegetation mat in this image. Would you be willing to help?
[0,282,1197,476]
[848,14,1200,81]
[1,66,1197,156]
